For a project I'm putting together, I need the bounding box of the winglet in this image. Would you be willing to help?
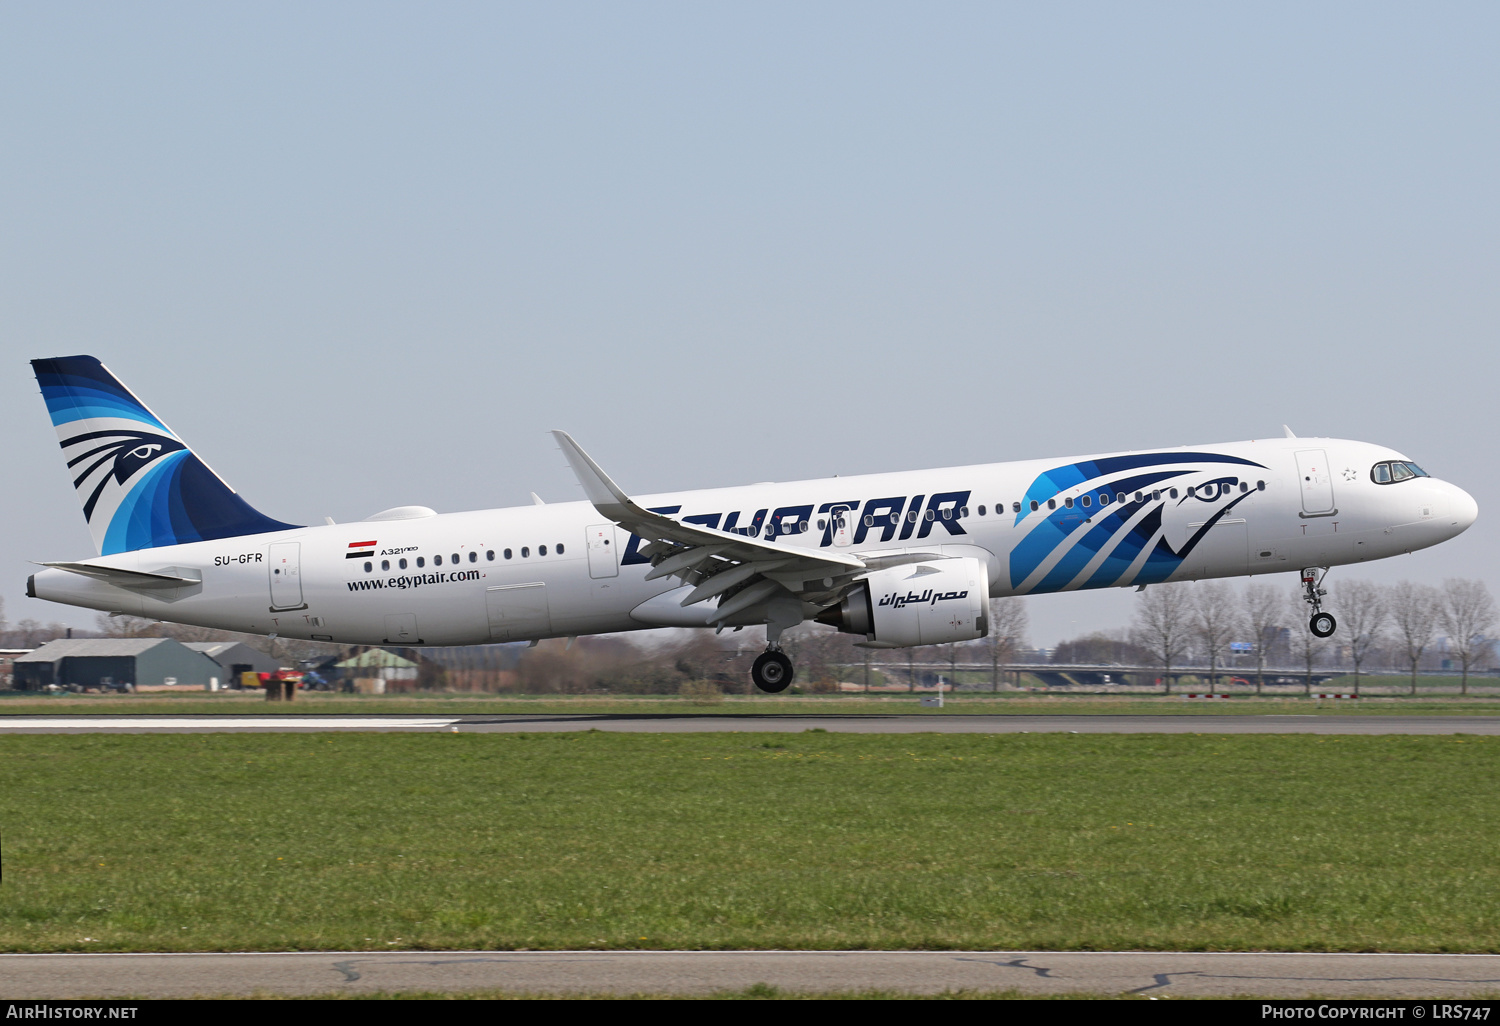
[551,430,633,517]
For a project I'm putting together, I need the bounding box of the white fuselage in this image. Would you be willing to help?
[29,437,1477,647]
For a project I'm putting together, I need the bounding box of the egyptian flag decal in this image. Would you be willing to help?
[346,540,377,559]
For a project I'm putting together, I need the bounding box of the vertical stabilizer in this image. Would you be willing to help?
[31,356,301,555]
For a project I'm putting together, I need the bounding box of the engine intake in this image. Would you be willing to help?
[817,557,991,647]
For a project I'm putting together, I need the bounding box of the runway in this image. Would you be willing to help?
[3,950,1500,998]
[1,714,1498,734]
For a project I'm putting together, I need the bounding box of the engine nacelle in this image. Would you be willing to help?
[820,557,991,647]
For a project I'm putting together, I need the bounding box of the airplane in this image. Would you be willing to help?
[25,355,1479,692]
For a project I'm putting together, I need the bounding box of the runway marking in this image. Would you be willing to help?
[0,717,460,730]
[2,714,1499,734]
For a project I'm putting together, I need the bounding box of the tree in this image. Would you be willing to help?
[1287,588,1329,694]
[1387,581,1441,695]
[1131,583,1193,693]
[1240,582,1282,694]
[986,597,1030,691]
[1438,579,1498,695]
[1191,581,1238,691]
[1336,580,1387,695]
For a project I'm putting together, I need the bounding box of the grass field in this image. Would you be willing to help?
[3,731,1499,953]
[4,689,1500,716]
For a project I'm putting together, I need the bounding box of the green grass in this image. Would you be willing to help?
[3,731,1499,953]
[4,690,1500,716]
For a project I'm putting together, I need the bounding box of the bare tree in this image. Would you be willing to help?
[1438,579,1498,695]
[1287,588,1329,694]
[1336,580,1387,695]
[1387,581,1441,695]
[986,597,1030,691]
[1192,581,1238,691]
[1241,581,1283,694]
[1132,582,1193,693]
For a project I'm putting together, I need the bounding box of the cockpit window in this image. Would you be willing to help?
[1372,461,1429,484]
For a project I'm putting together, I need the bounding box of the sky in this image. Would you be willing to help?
[2,2,1496,646]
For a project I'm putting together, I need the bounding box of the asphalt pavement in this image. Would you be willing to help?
[3,950,1500,998]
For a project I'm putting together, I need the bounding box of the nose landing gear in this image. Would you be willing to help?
[1302,567,1337,638]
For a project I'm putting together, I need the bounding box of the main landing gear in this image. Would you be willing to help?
[751,650,794,693]
[1302,567,1337,638]
[750,596,803,693]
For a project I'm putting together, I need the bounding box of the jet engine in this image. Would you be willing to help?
[816,557,991,647]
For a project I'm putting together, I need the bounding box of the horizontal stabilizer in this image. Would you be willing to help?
[37,561,203,589]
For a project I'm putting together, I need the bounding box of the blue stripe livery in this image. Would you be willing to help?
[32,356,300,554]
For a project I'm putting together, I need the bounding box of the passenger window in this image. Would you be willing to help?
[925,510,935,521]
[539,545,547,556]
[1029,500,1038,512]
[364,561,372,572]
[416,557,425,568]
[1134,492,1142,503]
[381,559,390,571]
[960,506,969,518]
[469,551,478,562]
[1186,486,1195,497]
[978,505,986,516]
[451,553,460,563]
[398,558,407,569]
[504,548,513,559]
[1257,481,1265,490]
[434,555,443,566]
[556,543,564,555]
[802,520,812,532]
[1100,493,1111,505]
[521,547,529,558]
[1079,495,1090,508]
[1047,499,1056,510]
[1239,482,1248,493]
[1169,489,1178,499]
[817,519,826,530]
[864,515,874,527]
[486,550,495,561]
[1064,497,1074,508]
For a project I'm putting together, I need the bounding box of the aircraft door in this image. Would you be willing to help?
[1295,449,1336,515]
[486,582,552,641]
[586,524,619,579]
[268,542,304,610]
[831,506,854,547]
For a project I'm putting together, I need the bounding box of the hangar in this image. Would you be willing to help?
[12,638,226,692]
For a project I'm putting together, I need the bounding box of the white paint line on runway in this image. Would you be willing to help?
[0,717,461,730]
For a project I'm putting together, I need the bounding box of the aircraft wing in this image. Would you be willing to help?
[551,431,866,624]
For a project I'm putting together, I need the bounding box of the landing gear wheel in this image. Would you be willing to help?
[751,651,795,693]
[1310,612,1337,638]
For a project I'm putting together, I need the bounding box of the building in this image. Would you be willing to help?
[0,649,32,688]
[182,642,283,686]
[12,638,227,692]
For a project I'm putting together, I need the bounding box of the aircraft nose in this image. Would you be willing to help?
[1446,482,1478,534]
